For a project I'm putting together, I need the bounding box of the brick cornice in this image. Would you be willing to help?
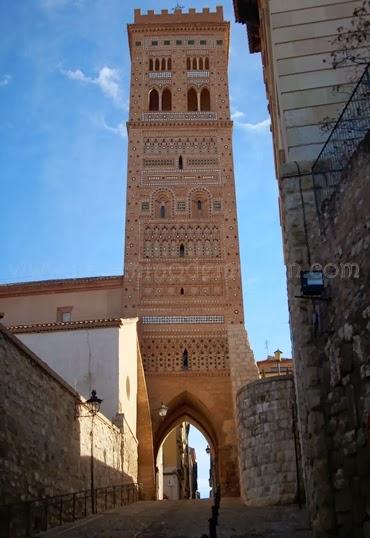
[128,22,230,34]
[9,318,123,334]
[127,120,233,129]
[0,275,124,298]
[145,369,230,377]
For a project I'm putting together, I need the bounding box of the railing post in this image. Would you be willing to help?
[59,497,63,526]
[72,493,76,521]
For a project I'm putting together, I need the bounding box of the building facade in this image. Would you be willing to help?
[234,1,370,536]
[0,6,259,501]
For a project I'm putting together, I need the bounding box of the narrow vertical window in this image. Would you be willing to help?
[149,89,159,111]
[155,58,160,71]
[192,57,197,70]
[205,57,210,70]
[186,57,191,70]
[200,88,210,111]
[160,205,165,218]
[167,58,172,70]
[179,244,185,257]
[187,88,198,112]
[162,88,172,111]
[182,349,189,370]
[180,288,184,295]
[161,58,166,71]
[149,58,153,71]
[199,57,204,70]
[197,200,202,211]
[179,155,183,169]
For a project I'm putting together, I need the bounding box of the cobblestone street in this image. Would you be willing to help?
[38,498,312,538]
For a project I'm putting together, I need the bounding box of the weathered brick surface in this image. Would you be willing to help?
[0,325,138,506]
[236,376,302,506]
[280,133,370,537]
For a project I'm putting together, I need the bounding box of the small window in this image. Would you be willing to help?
[161,58,166,70]
[186,57,191,70]
[180,288,184,295]
[135,41,142,46]
[176,40,182,45]
[200,40,206,45]
[160,205,165,218]
[177,201,186,211]
[188,40,194,45]
[167,58,172,70]
[182,349,189,369]
[149,58,153,71]
[57,307,72,323]
[197,200,202,211]
[179,155,183,169]
[152,40,158,46]
[142,201,150,211]
[217,40,223,45]
[179,244,185,257]
[213,200,222,211]
[205,57,209,70]
[164,40,170,45]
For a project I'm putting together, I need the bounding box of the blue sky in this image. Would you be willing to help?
[0,0,291,500]
[0,0,291,360]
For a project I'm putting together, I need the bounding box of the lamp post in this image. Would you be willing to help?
[78,390,103,514]
[274,349,282,376]
[158,402,169,419]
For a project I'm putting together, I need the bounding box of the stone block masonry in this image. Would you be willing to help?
[0,324,138,507]
[280,133,370,537]
[236,376,303,506]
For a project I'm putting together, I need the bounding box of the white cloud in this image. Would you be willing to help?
[0,74,12,87]
[235,117,271,132]
[60,66,126,109]
[231,109,245,120]
[93,115,127,138]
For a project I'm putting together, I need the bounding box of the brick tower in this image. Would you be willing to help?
[125,6,258,497]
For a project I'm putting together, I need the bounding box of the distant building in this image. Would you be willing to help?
[257,356,293,378]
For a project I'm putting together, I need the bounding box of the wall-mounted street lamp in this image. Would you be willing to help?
[76,390,103,515]
[300,270,324,296]
[158,402,169,419]
[205,445,211,455]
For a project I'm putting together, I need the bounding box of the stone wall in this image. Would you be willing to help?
[280,133,370,537]
[0,324,138,507]
[236,376,302,506]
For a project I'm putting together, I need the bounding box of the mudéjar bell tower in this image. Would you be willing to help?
[125,6,258,498]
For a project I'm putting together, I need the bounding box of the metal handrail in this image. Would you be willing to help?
[0,482,141,538]
[312,61,370,174]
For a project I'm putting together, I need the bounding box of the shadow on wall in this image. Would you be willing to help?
[0,325,137,511]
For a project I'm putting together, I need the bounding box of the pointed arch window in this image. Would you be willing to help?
[200,88,210,111]
[179,243,185,257]
[197,200,202,211]
[167,58,172,70]
[179,155,183,169]
[205,57,209,70]
[149,89,160,111]
[160,205,165,218]
[162,88,172,111]
[187,88,198,112]
[180,287,184,295]
[186,57,191,70]
[192,57,197,70]
[161,58,166,70]
[182,349,189,370]
[155,58,160,71]
[149,58,154,71]
[199,57,204,70]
